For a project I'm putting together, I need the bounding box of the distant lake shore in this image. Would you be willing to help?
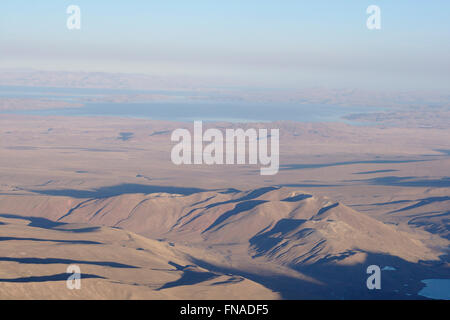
[0,85,382,124]
[1,101,377,124]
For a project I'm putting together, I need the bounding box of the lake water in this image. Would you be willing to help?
[418,279,450,300]
[0,85,378,123]
[7,101,376,123]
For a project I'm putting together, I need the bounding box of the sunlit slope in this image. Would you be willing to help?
[0,186,445,266]
[0,215,278,300]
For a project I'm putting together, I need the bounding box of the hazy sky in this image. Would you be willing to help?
[1,0,449,91]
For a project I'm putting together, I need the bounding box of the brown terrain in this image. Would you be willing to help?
[0,110,448,299]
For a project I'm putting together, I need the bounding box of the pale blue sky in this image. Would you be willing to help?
[1,1,449,91]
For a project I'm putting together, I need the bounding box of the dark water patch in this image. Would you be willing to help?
[419,279,450,300]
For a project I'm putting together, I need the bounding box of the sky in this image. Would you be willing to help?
[0,0,449,91]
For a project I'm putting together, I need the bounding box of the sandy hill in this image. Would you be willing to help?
[0,214,278,300]
[0,186,447,299]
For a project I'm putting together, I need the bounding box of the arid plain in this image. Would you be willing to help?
[0,108,448,299]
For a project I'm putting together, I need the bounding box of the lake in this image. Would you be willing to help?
[0,85,378,123]
[418,279,450,300]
